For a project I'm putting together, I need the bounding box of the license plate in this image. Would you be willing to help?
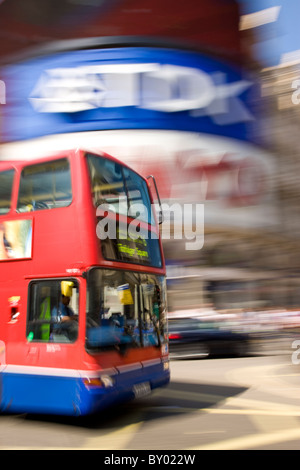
[133,381,151,399]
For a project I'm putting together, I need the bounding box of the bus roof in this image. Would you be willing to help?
[0,148,139,174]
[0,148,86,167]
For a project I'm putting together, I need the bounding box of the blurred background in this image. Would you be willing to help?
[1,0,300,349]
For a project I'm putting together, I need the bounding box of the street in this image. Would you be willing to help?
[0,351,300,450]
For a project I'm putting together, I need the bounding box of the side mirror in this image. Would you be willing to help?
[146,175,164,225]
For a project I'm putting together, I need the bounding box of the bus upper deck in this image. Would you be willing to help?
[0,149,164,272]
[0,148,169,416]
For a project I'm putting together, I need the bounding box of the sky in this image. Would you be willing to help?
[238,0,300,67]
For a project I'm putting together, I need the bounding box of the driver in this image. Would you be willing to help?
[51,281,78,341]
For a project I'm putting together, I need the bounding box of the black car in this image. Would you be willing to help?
[168,316,249,359]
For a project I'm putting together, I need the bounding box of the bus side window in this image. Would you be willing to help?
[17,159,72,212]
[27,280,79,343]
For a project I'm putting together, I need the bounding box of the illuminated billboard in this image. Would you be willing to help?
[1,46,257,143]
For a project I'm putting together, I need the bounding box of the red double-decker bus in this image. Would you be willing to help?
[0,148,169,416]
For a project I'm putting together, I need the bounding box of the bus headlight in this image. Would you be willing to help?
[82,375,114,389]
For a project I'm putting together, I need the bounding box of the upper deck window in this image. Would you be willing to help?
[87,154,155,225]
[0,169,15,214]
[17,158,72,212]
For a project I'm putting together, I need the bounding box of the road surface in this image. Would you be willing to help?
[0,353,299,450]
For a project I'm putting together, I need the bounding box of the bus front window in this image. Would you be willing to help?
[86,153,155,225]
[86,268,167,352]
[87,153,162,268]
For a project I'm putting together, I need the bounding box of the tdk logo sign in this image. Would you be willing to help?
[29,63,253,125]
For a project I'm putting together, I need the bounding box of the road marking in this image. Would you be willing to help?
[189,427,300,450]
[223,395,300,412]
[185,430,226,435]
[83,421,144,450]
[250,412,300,435]
[201,407,300,416]
[266,373,299,377]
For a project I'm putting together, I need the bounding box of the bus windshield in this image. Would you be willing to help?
[87,153,155,225]
[86,268,167,352]
[0,169,14,214]
[87,152,162,268]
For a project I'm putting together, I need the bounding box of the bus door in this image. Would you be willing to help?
[26,278,81,363]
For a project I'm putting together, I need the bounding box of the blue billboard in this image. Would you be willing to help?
[1,46,258,143]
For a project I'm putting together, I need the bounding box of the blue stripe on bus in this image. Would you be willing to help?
[0,363,170,416]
